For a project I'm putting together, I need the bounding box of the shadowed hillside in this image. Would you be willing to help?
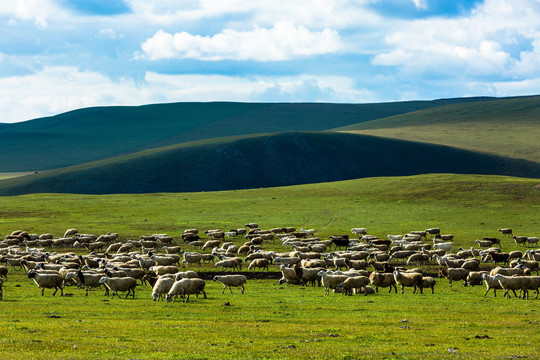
[0,98,495,172]
[0,131,538,195]
[336,95,540,163]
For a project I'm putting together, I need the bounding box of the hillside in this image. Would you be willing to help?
[0,131,538,195]
[0,98,495,172]
[336,95,540,163]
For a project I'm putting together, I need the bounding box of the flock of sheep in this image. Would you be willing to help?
[0,224,539,302]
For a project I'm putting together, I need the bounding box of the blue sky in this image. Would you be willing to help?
[1,0,539,123]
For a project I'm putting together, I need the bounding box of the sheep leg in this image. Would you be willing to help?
[41,287,45,296]
[221,285,226,294]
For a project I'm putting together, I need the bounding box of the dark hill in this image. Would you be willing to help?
[0,131,538,195]
[0,98,496,172]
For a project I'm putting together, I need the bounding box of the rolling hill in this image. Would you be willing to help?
[0,131,538,195]
[336,95,540,163]
[0,97,496,172]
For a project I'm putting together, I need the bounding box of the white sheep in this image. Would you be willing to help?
[301,228,315,237]
[273,256,301,267]
[213,275,247,294]
[493,274,530,299]
[278,265,301,285]
[27,270,64,296]
[369,272,397,293]
[166,278,206,303]
[175,271,199,280]
[98,276,137,299]
[152,276,175,301]
[335,276,370,295]
[149,265,179,276]
[214,258,242,272]
[66,271,103,296]
[181,252,203,267]
[247,258,270,271]
[351,228,367,236]
[317,270,348,296]
[421,277,436,294]
[393,269,423,294]
[481,273,504,297]
[432,242,453,252]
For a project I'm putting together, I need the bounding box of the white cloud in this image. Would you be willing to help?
[372,0,540,81]
[0,0,65,28]
[139,22,343,61]
[0,67,368,123]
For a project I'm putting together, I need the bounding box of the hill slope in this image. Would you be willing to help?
[0,131,538,195]
[336,96,540,163]
[0,98,496,172]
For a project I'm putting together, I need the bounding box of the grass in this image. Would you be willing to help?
[1,132,539,195]
[0,173,539,359]
[1,99,478,172]
[1,268,539,359]
[0,172,34,180]
[0,173,538,250]
[336,96,540,163]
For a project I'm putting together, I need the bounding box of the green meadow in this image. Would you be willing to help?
[0,174,539,359]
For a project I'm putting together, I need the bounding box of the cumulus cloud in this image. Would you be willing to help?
[372,0,540,81]
[0,0,65,28]
[0,67,368,123]
[139,22,342,61]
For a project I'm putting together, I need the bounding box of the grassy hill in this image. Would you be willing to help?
[336,95,540,163]
[0,131,538,195]
[0,98,496,172]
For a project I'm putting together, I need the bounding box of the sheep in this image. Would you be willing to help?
[466,271,489,287]
[493,274,530,299]
[393,269,423,294]
[515,259,539,275]
[525,250,540,261]
[64,229,78,237]
[202,240,221,251]
[527,237,539,247]
[425,228,440,237]
[526,276,540,299]
[247,258,270,271]
[335,276,370,295]
[98,276,137,299]
[485,252,509,265]
[278,265,301,285]
[498,228,513,237]
[66,271,103,296]
[369,272,397,293]
[213,275,247,294]
[475,239,494,248]
[149,265,178,276]
[438,268,469,287]
[481,273,504,297]
[0,277,3,300]
[214,258,241,272]
[301,228,315,237]
[274,256,301,267]
[406,253,430,266]
[435,234,454,242]
[461,258,480,271]
[432,242,453,252]
[317,270,348,295]
[181,252,202,267]
[513,236,528,247]
[245,223,259,229]
[152,276,175,301]
[490,266,530,277]
[163,246,182,254]
[296,267,323,287]
[166,278,206,303]
[27,270,64,296]
[351,228,367,236]
[421,277,436,294]
[137,256,156,271]
[388,250,414,264]
[151,255,179,266]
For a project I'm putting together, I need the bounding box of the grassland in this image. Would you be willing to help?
[1,99,484,172]
[336,96,540,163]
[0,174,539,241]
[0,172,34,180]
[1,131,539,196]
[0,174,539,359]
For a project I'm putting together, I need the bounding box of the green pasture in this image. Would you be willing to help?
[336,96,540,163]
[0,267,538,360]
[0,174,538,245]
[0,173,539,359]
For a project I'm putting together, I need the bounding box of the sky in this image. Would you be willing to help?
[1,0,540,123]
